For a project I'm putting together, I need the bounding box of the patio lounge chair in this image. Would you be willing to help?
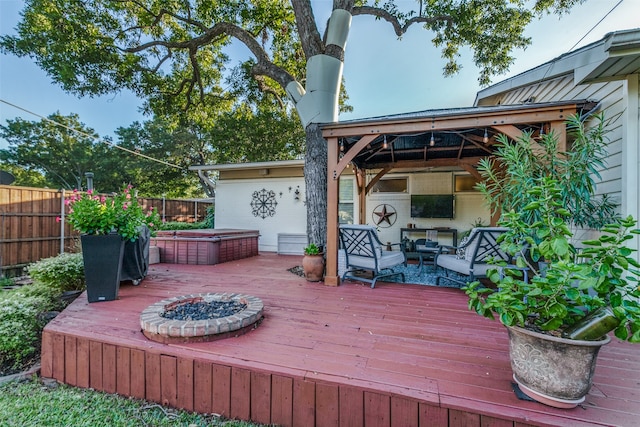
[434,227,511,287]
[339,224,406,288]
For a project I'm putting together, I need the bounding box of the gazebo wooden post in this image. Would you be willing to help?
[356,167,367,224]
[325,136,340,286]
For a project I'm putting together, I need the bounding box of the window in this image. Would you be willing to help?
[371,178,408,193]
[339,178,354,224]
[455,175,480,192]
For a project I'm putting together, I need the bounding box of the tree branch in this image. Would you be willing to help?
[290,0,323,59]
[124,22,295,89]
[352,6,452,37]
[254,75,286,109]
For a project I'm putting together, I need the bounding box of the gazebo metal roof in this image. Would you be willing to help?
[323,99,597,171]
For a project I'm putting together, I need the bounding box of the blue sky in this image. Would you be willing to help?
[1,0,639,150]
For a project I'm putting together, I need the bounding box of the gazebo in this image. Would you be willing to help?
[322,99,598,285]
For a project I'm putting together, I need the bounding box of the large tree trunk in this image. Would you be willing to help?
[304,123,327,247]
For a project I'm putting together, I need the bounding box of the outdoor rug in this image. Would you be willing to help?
[288,264,467,288]
[385,264,467,288]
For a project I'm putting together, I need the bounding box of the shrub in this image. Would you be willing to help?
[27,253,85,293]
[0,283,61,371]
[157,221,209,231]
[204,205,215,228]
[0,277,14,288]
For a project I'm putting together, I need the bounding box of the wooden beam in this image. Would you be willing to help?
[549,120,566,152]
[458,133,493,154]
[322,106,578,138]
[492,124,548,155]
[362,156,488,170]
[326,136,340,286]
[459,163,482,180]
[491,125,523,141]
[365,167,393,195]
[332,134,378,180]
[356,168,367,224]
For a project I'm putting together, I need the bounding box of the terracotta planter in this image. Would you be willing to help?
[81,234,125,302]
[302,254,325,282]
[507,325,610,408]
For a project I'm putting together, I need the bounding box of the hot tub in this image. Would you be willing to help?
[151,229,260,265]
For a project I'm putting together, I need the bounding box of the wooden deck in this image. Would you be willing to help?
[40,253,640,427]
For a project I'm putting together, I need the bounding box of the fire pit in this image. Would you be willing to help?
[140,293,263,343]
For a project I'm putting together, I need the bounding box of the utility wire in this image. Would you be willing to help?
[536,0,624,84]
[567,0,623,53]
[0,98,184,170]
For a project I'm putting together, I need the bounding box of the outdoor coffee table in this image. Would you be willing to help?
[416,245,439,273]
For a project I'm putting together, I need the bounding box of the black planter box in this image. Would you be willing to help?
[81,234,125,303]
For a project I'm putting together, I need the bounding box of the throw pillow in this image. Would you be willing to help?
[456,236,469,259]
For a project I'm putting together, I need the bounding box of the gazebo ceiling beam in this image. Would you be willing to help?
[360,145,483,159]
[361,156,488,170]
[333,134,378,179]
[458,133,493,154]
[365,167,393,194]
[459,163,482,180]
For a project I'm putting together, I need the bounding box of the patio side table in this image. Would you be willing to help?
[416,246,439,274]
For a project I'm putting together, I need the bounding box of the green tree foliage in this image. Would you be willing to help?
[1,0,584,245]
[0,162,50,188]
[113,104,305,197]
[0,112,105,190]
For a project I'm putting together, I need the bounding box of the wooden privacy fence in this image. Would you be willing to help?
[0,185,213,275]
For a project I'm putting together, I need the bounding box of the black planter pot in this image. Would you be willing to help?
[81,234,125,302]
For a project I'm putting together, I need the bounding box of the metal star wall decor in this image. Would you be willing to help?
[372,204,397,227]
[251,188,277,219]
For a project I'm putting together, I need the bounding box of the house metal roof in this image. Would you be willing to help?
[475,28,640,104]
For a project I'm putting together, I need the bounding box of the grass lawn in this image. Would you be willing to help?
[0,377,266,427]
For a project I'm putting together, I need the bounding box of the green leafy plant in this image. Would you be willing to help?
[204,205,215,228]
[0,277,14,288]
[0,283,61,372]
[26,253,85,293]
[304,243,322,255]
[465,178,640,342]
[62,185,161,241]
[477,113,618,229]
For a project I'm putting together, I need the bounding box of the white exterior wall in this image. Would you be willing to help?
[215,177,307,252]
[367,172,490,245]
[215,171,489,252]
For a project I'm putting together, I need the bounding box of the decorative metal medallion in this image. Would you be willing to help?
[251,188,278,219]
[372,203,397,227]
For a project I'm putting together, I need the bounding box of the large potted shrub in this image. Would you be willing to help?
[64,185,160,302]
[467,113,639,408]
[465,178,640,408]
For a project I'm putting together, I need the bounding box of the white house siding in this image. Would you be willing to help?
[215,177,307,252]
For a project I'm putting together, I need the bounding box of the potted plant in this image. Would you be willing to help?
[465,178,640,408]
[64,185,160,302]
[302,243,325,282]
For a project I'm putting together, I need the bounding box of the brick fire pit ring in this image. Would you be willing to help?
[140,293,263,343]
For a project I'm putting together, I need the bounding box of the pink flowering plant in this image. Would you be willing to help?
[63,185,161,241]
